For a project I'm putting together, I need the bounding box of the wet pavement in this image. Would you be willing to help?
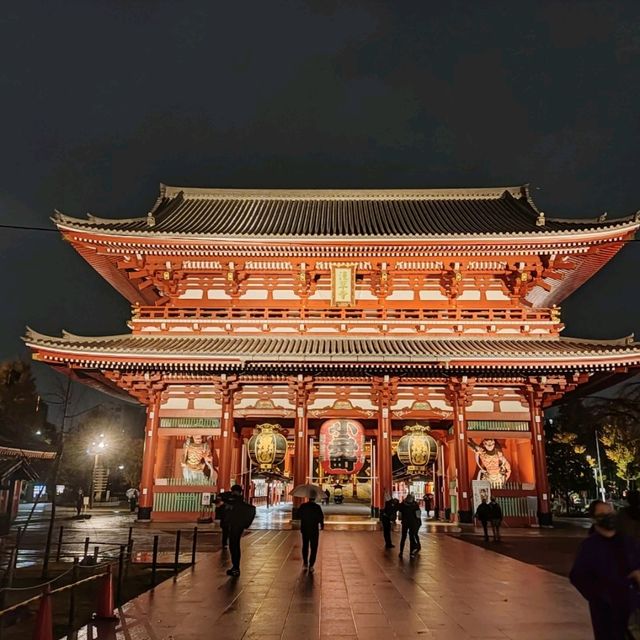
[64,528,591,640]
[12,504,222,566]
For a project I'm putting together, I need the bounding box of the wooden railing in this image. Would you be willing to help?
[133,305,556,323]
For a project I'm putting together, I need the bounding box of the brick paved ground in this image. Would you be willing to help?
[67,528,592,640]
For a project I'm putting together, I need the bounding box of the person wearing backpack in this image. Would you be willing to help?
[475,496,492,542]
[488,497,503,542]
[224,484,256,577]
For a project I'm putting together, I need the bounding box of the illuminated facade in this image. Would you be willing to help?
[25,185,640,524]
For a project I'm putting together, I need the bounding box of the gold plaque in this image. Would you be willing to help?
[330,264,356,307]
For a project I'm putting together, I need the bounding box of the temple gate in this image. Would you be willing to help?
[25,185,640,525]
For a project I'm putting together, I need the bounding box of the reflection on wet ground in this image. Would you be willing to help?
[62,529,591,640]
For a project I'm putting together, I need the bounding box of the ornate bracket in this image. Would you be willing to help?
[444,377,476,409]
[370,375,400,408]
[287,375,315,408]
[440,265,464,299]
[370,263,391,298]
[223,262,248,297]
[103,370,166,405]
[293,263,318,298]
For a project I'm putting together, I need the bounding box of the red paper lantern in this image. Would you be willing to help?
[319,419,365,475]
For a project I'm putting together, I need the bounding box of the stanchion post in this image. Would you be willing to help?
[93,546,99,564]
[56,526,64,563]
[151,535,159,587]
[83,537,90,561]
[0,548,14,638]
[191,527,197,565]
[6,548,17,592]
[117,545,125,605]
[67,557,79,632]
[173,530,181,573]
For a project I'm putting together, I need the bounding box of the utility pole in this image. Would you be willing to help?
[595,429,606,501]
[42,376,71,578]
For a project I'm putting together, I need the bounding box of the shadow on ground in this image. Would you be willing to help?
[450,532,586,576]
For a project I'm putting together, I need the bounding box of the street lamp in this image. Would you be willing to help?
[87,434,108,508]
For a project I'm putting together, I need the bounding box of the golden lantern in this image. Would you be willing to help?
[396,424,438,474]
[247,423,287,472]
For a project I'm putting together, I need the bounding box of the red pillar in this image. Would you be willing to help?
[292,401,309,515]
[372,375,394,516]
[138,392,161,520]
[218,384,235,492]
[450,387,472,523]
[375,401,393,515]
[529,389,552,526]
[291,375,311,518]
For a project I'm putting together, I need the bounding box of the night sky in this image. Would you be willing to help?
[2,1,640,401]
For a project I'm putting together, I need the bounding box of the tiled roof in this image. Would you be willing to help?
[24,330,640,369]
[53,185,640,239]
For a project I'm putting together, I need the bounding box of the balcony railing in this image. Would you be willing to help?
[133,306,556,324]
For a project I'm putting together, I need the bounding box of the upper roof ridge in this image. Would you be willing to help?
[159,184,528,201]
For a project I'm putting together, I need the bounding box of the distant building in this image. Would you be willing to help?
[0,444,56,533]
[25,185,640,524]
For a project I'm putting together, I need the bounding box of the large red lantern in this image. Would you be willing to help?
[319,419,365,475]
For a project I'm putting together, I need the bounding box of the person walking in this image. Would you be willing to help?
[75,488,84,517]
[475,496,491,542]
[398,494,421,558]
[380,497,399,548]
[224,485,256,577]
[424,493,433,519]
[298,490,324,572]
[489,497,503,542]
[570,500,640,640]
[215,492,231,549]
[126,487,139,513]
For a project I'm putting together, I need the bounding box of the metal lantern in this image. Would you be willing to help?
[396,424,438,474]
[319,419,365,475]
[247,423,287,472]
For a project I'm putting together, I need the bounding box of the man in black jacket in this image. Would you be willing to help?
[398,494,421,558]
[225,485,256,577]
[488,497,503,542]
[298,491,324,572]
[475,496,491,542]
[380,498,399,548]
[215,491,232,549]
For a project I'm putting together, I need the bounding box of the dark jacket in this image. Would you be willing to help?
[398,501,421,531]
[570,532,640,614]
[226,498,256,533]
[475,501,491,523]
[381,499,398,521]
[298,501,324,533]
[489,501,503,522]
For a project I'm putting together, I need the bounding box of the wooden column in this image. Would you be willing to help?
[138,390,162,520]
[217,376,237,493]
[290,375,312,518]
[372,376,396,517]
[446,380,473,523]
[527,383,552,526]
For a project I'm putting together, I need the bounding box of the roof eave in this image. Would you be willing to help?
[53,220,640,246]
